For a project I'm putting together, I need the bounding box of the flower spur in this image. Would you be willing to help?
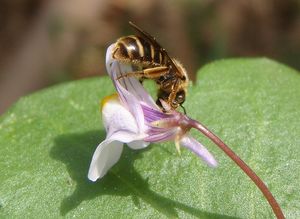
[88,44,285,219]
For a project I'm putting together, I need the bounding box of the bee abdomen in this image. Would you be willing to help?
[113,35,166,66]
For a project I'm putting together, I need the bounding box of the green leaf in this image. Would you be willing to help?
[0,58,299,218]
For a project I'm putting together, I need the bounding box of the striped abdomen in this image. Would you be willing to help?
[112,35,167,67]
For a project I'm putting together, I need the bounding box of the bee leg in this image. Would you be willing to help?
[116,66,169,80]
[167,79,180,107]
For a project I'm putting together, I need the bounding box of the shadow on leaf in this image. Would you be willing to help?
[51,130,239,219]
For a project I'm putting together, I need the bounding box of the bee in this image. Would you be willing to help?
[112,21,189,113]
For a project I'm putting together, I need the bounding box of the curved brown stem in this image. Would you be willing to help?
[189,119,285,219]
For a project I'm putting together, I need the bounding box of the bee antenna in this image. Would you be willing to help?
[180,104,187,115]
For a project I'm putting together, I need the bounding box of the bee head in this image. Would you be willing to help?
[174,90,185,105]
[156,89,186,111]
[165,89,185,110]
[166,90,186,113]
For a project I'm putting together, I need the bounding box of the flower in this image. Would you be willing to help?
[88,44,217,182]
[87,44,285,219]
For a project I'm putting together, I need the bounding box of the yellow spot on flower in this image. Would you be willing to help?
[100,93,119,111]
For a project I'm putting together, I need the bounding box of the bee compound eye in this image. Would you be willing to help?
[175,91,185,104]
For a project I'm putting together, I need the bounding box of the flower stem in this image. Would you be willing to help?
[189,119,285,219]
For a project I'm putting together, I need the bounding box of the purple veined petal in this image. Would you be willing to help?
[106,44,158,109]
[115,82,146,132]
[106,53,145,131]
[141,104,173,123]
[146,125,172,135]
[144,128,179,142]
[180,135,218,167]
[88,138,124,181]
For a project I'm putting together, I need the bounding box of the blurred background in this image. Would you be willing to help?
[0,0,299,114]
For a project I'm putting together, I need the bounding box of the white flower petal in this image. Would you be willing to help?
[88,130,149,181]
[111,130,145,143]
[88,138,123,181]
[128,140,150,149]
[180,135,218,167]
[102,95,139,137]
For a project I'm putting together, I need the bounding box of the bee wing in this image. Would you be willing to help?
[129,21,182,78]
